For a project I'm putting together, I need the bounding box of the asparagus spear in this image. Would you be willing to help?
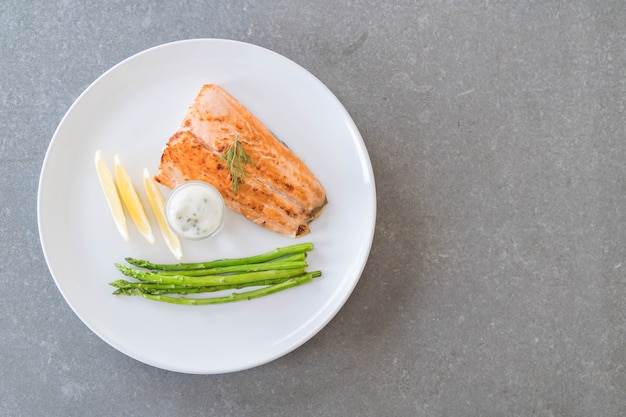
[117,273,317,305]
[114,265,307,286]
[125,243,313,271]
[120,260,309,277]
[110,276,299,295]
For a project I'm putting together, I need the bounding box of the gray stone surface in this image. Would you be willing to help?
[2,1,626,415]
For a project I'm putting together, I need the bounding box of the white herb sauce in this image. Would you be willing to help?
[165,181,225,240]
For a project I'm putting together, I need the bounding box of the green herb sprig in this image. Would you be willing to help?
[220,135,253,194]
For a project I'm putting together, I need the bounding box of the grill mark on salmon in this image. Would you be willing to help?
[155,84,327,237]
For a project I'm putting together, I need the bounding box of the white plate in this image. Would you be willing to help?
[37,39,376,374]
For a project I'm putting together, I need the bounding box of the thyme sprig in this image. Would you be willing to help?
[220,135,253,193]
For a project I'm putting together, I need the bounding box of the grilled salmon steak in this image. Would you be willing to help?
[155,84,327,237]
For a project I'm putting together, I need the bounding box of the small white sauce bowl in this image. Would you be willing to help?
[165,180,225,240]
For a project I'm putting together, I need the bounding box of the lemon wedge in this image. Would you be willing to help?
[113,154,155,244]
[95,150,129,242]
[142,168,183,260]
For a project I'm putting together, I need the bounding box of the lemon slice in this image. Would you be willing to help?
[113,154,155,244]
[142,168,183,260]
[94,150,129,242]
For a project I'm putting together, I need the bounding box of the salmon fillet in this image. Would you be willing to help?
[155,84,327,237]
